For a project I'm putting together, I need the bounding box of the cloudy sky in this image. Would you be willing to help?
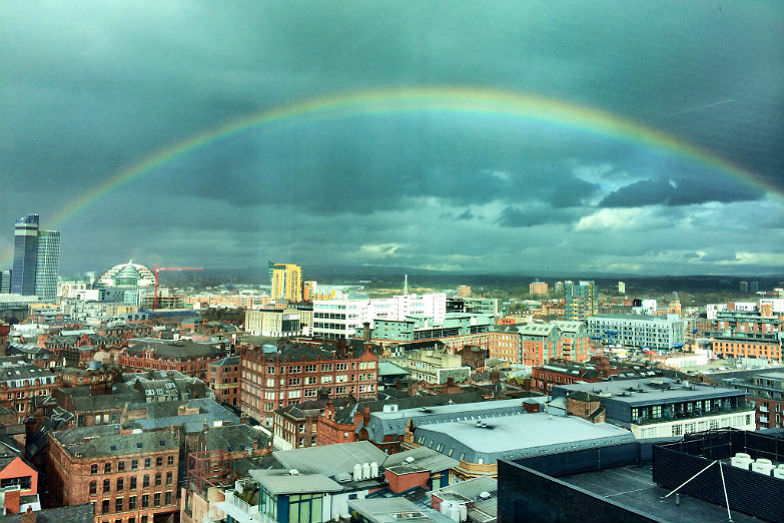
[1,1,783,276]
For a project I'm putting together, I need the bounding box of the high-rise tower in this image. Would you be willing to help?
[11,214,39,295]
[10,214,60,300]
[34,230,60,300]
[268,262,302,302]
[564,280,597,320]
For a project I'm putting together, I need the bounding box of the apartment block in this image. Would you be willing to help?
[586,314,685,350]
[564,280,597,320]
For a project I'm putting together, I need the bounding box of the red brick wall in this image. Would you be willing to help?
[46,434,179,522]
[385,469,429,493]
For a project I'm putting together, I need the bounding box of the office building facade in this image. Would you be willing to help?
[11,214,39,295]
[0,270,10,293]
[10,214,60,300]
[34,229,60,300]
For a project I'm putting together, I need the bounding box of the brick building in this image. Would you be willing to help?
[118,339,222,380]
[316,398,359,447]
[239,340,378,427]
[206,355,239,406]
[723,371,784,430]
[316,391,486,452]
[0,359,60,424]
[0,322,10,352]
[47,424,180,523]
[517,321,592,367]
[716,310,783,333]
[528,355,635,394]
[273,394,330,451]
[529,281,548,296]
[486,329,519,363]
[708,331,782,363]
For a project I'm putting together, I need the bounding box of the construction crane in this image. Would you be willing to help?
[153,262,203,309]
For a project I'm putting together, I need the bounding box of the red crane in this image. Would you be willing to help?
[153,262,203,309]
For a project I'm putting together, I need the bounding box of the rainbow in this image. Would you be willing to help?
[2,86,779,264]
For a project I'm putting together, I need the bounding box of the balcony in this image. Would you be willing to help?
[759,405,769,413]
[633,405,753,426]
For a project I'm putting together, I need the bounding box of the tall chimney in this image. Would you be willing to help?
[363,322,371,342]
[403,274,408,295]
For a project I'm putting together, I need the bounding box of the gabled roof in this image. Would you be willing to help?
[383,446,458,473]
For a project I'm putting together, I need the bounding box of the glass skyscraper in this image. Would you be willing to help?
[35,230,60,300]
[10,214,60,300]
[11,214,39,295]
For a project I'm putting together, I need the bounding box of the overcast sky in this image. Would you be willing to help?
[1,1,783,276]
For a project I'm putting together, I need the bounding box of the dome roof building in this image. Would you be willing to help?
[97,260,155,288]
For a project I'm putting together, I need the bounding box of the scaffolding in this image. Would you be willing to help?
[187,449,235,497]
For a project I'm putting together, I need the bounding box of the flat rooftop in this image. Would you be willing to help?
[560,464,767,523]
[415,412,633,463]
[553,377,744,405]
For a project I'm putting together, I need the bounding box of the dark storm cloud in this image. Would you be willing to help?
[456,209,474,221]
[600,176,763,208]
[1,1,783,274]
[496,206,577,228]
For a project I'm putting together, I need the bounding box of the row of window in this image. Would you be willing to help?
[90,455,174,474]
[89,472,174,494]
[96,491,173,514]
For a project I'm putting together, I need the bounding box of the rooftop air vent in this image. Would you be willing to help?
[479,491,492,500]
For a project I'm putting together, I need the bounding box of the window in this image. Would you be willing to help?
[167,455,174,466]
[143,475,149,488]
[115,498,123,512]
[91,464,98,474]
[142,494,149,508]
[104,462,111,473]
[144,458,151,468]
[102,499,110,513]
[130,477,137,490]
[103,479,110,492]
[156,456,163,467]
[89,481,97,495]
[155,473,161,486]
[154,492,161,507]
[288,493,324,522]
[165,491,172,505]
[116,478,124,491]
[117,461,125,472]
[129,496,136,510]
[166,471,172,485]
[131,459,138,470]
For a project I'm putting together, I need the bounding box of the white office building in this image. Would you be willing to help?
[312,293,446,339]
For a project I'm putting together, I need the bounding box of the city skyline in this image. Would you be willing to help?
[1,1,783,276]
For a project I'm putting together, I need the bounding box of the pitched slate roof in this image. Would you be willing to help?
[51,424,178,458]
